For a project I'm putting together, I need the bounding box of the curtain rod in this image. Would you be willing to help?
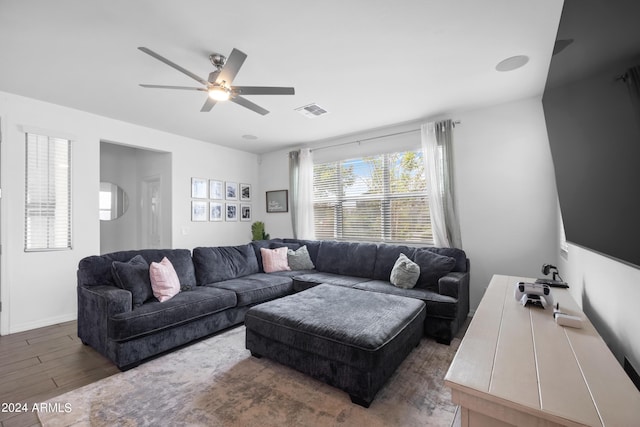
[309,120,460,153]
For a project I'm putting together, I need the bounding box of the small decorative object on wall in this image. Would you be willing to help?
[209,180,224,200]
[225,181,238,200]
[240,183,251,201]
[240,204,252,221]
[209,202,223,221]
[226,203,238,221]
[266,190,288,213]
[191,178,208,199]
[191,201,207,221]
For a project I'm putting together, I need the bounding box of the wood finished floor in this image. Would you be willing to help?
[0,318,470,427]
[0,321,119,427]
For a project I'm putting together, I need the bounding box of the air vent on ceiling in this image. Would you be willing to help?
[295,103,329,118]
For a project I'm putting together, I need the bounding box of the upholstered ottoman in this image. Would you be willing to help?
[245,284,426,407]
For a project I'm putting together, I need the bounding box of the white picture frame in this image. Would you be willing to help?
[191,201,207,221]
[240,183,251,201]
[191,178,208,199]
[226,203,238,221]
[209,180,224,200]
[225,181,238,200]
[240,204,252,221]
[209,202,223,221]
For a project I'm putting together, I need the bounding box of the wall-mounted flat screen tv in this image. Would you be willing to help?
[543,0,640,268]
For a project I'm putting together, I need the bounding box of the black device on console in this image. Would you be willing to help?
[536,263,569,288]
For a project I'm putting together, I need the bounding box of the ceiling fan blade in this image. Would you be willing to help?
[138,47,209,86]
[231,96,269,115]
[215,48,247,85]
[232,86,295,95]
[140,84,206,91]
[201,97,217,112]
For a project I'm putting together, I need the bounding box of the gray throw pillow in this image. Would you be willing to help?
[287,245,315,270]
[390,253,420,289]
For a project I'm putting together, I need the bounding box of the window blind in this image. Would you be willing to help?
[313,151,433,244]
[24,133,72,251]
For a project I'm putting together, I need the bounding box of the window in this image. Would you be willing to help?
[313,150,432,244]
[24,133,72,251]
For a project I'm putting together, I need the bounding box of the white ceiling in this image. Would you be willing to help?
[0,0,563,154]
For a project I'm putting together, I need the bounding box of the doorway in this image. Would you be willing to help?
[100,141,171,253]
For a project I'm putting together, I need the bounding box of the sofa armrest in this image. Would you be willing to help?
[77,285,132,354]
[438,271,469,299]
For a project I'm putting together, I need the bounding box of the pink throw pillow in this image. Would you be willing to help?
[260,247,291,273]
[149,257,181,302]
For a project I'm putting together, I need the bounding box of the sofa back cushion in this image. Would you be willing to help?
[411,249,456,291]
[372,244,417,281]
[78,249,196,290]
[424,247,468,272]
[193,244,260,285]
[315,241,378,278]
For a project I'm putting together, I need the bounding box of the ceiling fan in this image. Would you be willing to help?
[138,47,295,115]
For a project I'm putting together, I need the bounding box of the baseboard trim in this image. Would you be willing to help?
[8,313,77,335]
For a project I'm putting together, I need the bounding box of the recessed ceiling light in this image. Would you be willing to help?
[242,134,258,140]
[495,55,529,72]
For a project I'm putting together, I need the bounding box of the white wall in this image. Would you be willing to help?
[559,242,640,370]
[0,91,258,334]
[259,96,560,311]
[454,97,559,310]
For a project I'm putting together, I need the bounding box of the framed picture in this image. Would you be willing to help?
[240,183,251,201]
[226,203,238,221]
[191,178,208,199]
[191,201,207,221]
[209,180,224,200]
[225,181,238,200]
[266,190,289,213]
[240,204,252,221]
[209,202,223,221]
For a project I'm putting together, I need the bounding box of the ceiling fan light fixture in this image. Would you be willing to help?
[208,86,230,101]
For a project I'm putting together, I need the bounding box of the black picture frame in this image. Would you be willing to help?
[266,190,288,213]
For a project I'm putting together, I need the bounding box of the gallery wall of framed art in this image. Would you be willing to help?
[191,177,252,222]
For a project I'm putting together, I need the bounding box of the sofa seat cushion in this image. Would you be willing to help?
[108,286,237,341]
[292,272,372,292]
[206,273,293,307]
[245,284,426,371]
[353,280,458,319]
[268,269,317,278]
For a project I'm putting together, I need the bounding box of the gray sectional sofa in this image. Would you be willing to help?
[77,239,469,370]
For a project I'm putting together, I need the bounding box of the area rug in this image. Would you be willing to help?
[39,326,460,427]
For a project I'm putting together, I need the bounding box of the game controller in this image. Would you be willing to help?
[514,282,554,308]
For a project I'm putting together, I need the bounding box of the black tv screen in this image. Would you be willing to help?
[543,0,640,268]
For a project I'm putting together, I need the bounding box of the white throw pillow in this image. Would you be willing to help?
[390,253,420,289]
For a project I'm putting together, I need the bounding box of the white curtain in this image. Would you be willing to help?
[289,148,315,239]
[421,120,463,248]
